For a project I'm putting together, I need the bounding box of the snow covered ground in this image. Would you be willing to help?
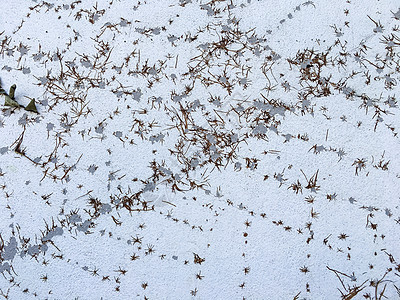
[0,0,400,299]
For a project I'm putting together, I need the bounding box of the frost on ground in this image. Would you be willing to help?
[0,0,400,299]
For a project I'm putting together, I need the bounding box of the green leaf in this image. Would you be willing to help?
[25,98,38,113]
[9,84,16,99]
[0,80,7,96]
[4,95,20,107]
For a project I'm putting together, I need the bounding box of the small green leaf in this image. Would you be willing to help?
[25,98,38,113]
[0,80,6,96]
[9,84,16,99]
[4,95,20,107]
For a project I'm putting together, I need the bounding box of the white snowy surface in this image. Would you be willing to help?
[0,0,400,299]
